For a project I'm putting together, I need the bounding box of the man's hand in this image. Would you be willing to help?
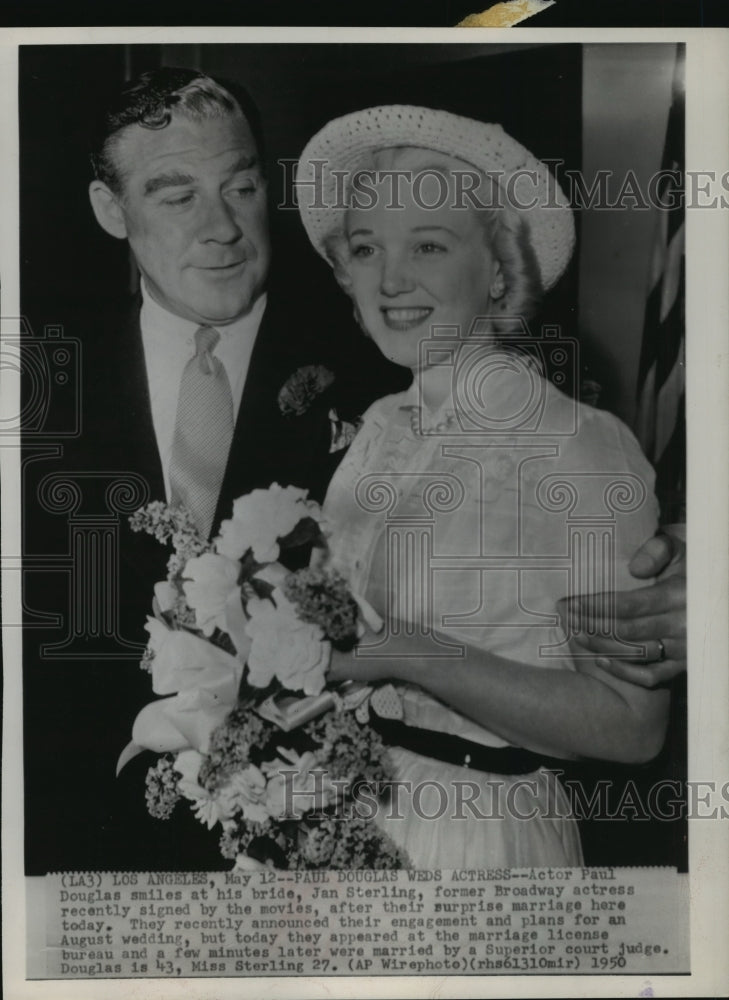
[559,529,686,688]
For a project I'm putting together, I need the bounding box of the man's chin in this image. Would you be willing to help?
[184,293,264,327]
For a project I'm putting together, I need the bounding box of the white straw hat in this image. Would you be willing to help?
[296,104,575,291]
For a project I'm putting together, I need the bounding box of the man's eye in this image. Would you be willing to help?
[163,193,194,207]
[229,185,256,198]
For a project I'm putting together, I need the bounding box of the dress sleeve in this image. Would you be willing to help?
[523,406,659,592]
[428,403,659,674]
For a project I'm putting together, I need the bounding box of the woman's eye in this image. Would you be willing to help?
[416,242,445,254]
[351,244,375,258]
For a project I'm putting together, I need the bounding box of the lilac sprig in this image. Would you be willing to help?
[283,568,360,647]
[198,707,274,794]
[290,814,409,870]
[130,501,211,582]
[145,756,182,820]
[307,709,391,786]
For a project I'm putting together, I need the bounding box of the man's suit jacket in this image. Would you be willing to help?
[22,283,407,872]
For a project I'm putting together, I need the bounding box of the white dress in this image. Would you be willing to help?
[324,351,659,869]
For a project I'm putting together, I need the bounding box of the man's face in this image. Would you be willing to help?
[110,112,270,325]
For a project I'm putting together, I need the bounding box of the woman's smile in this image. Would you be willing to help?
[344,148,499,370]
[380,306,434,330]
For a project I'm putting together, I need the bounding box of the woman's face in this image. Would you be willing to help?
[343,148,500,370]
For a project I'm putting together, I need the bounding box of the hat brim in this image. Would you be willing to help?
[296,104,575,291]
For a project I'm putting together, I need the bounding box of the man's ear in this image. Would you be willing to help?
[88,180,128,240]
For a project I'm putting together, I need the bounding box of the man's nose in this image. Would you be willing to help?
[199,195,243,244]
[380,253,415,296]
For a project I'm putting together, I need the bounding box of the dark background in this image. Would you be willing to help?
[2,0,729,26]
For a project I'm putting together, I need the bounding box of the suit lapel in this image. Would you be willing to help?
[118,301,166,502]
[214,295,334,526]
[215,298,296,524]
[111,302,169,631]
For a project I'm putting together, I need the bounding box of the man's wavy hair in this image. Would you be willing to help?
[323,168,543,339]
[89,66,265,195]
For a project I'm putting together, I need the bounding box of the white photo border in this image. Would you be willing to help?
[2,24,728,1000]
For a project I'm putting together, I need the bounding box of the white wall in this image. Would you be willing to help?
[579,44,677,424]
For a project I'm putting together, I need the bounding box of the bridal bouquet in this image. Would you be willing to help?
[120,484,407,870]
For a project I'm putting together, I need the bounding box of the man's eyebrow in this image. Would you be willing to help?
[143,171,195,196]
[230,153,259,173]
[142,155,259,196]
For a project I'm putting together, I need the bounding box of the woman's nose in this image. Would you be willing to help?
[380,253,415,296]
[199,195,243,244]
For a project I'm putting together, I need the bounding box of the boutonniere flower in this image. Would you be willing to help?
[278,365,335,416]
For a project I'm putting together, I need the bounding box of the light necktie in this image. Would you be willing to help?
[169,326,234,538]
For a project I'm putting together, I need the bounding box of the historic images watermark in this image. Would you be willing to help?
[278,161,729,212]
[278,771,726,824]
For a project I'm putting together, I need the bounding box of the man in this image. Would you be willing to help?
[86,68,354,532]
[24,66,686,873]
[24,68,384,872]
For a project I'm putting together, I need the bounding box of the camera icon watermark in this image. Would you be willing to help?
[414,316,578,437]
[1,316,81,440]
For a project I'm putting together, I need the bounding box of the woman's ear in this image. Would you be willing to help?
[489,260,506,301]
[324,235,354,293]
[88,181,128,240]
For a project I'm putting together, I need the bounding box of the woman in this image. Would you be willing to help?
[296,106,669,868]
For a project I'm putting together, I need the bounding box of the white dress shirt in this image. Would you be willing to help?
[139,282,267,500]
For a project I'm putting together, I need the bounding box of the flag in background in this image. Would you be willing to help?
[634,43,686,524]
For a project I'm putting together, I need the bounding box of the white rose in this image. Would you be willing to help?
[245,589,330,695]
[182,552,240,636]
[215,484,314,564]
[220,765,270,824]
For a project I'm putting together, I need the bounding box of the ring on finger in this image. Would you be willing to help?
[656,638,667,663]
